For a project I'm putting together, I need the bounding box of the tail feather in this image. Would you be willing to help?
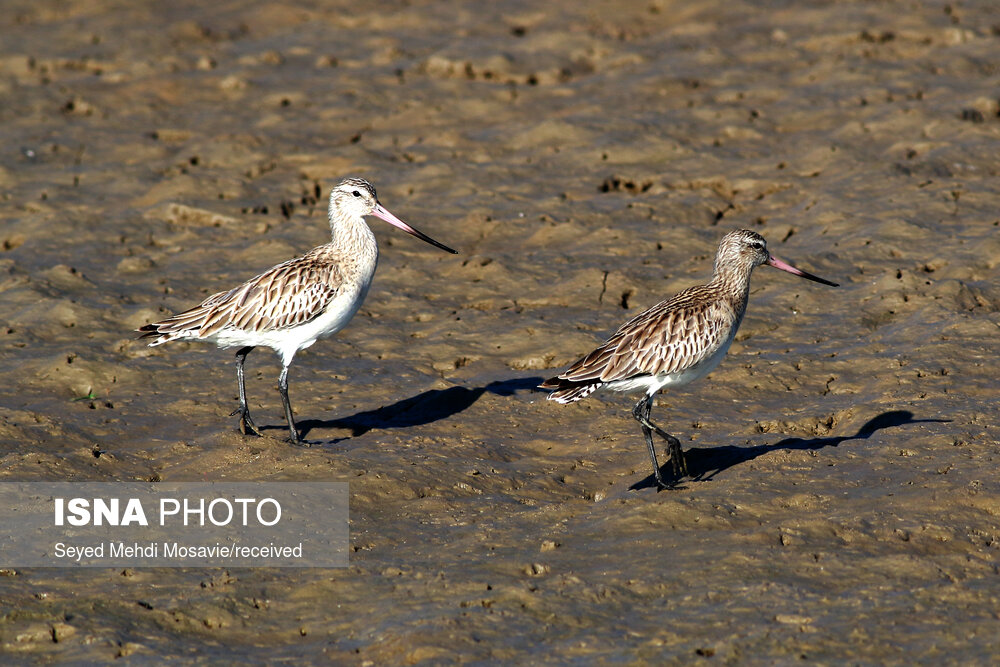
[137,321,195,346]
[539,376,603,404]
[137,323,163,340]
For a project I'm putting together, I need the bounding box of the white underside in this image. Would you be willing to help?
[603,331,736,397]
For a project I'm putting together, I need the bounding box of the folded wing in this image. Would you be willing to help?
[139,252,343,343]
[542,285,731,393]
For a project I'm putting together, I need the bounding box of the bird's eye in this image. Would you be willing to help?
[352,190,361,198]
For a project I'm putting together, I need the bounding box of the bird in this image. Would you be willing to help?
[138,177,457,443]
[539,229,837,489]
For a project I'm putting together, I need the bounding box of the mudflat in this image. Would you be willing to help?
[1,0,999,662]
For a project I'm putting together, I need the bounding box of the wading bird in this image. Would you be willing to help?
[139,177,457,442]
[540,229,837,488]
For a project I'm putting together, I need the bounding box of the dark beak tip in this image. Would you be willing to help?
[809,276,839,287]
[811,274,839,287]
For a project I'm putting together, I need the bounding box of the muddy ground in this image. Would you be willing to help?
[2,0,999,662]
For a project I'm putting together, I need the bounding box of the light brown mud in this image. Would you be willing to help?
[1,0,999,662]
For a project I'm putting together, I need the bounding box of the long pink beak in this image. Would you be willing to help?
[766,255,838,286]
[369,203,457,254]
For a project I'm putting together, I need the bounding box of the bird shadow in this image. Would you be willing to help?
[291,376,545,442]
[631,409,951,491]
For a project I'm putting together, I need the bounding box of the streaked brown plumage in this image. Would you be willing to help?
[541,229,838,489]
[139,177,457,443]
[142,247,347,342]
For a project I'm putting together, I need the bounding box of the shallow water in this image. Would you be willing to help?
[2,0,999,662]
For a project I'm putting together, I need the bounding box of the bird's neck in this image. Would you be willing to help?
[710,264,753,317]
[329,211,377,254]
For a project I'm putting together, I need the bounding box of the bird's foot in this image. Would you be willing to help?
[286,427,308,446]
[648,425,688,479]
[230,407,261,437]
[666,437,688,478]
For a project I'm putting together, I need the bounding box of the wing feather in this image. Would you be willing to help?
[140,250,345,340]
[554,285,733,384]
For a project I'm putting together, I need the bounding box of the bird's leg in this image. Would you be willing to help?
[231,346,260,437]
[277,365,300,444]
[632,396,667,488]
[647,396,688,478]
[634,395,689,480]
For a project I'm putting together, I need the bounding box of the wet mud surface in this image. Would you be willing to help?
[2,0,1000,662]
